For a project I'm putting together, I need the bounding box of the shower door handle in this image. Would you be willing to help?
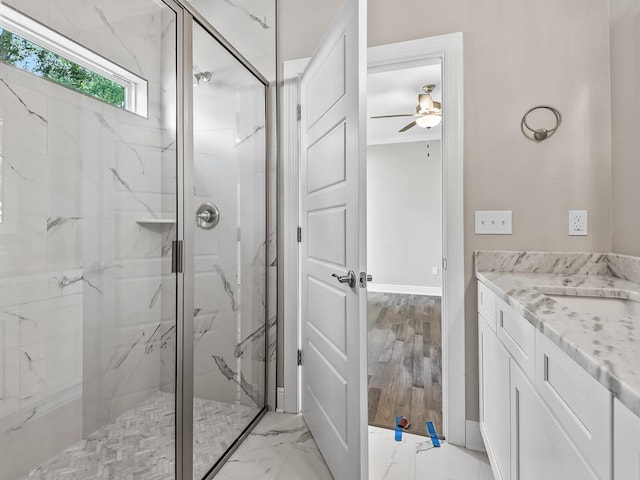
[332,270,356,288]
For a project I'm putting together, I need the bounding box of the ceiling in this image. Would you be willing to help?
[367,63,442,145]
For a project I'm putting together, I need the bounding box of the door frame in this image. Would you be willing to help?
[281,32,466,446]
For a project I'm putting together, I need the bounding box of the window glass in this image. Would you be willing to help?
[0,27,126,108]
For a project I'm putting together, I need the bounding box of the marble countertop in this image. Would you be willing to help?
[475,251,640,418]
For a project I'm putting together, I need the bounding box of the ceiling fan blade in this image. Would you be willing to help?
[370,113,417,119]
[399,121,417,132]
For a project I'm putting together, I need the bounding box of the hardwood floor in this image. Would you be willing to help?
[367,292,443,437]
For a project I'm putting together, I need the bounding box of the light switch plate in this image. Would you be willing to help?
[475,211,513,235]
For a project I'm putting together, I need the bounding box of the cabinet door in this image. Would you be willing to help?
[479,315,510,480]
[535,331,611,479]
[614,399,640,479]
[510,362,598,480]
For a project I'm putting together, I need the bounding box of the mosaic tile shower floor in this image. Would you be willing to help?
[18,391,259,480]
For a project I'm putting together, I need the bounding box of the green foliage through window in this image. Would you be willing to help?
[0,27,126,108]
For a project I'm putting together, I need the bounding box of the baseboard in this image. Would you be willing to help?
[368,283,442,296]
[466,420,486,452]
[276,387,285,413]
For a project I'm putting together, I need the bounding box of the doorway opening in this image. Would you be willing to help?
[366,63,444,438]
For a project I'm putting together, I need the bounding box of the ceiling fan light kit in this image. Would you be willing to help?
[418,92,434,111]
[371,83,442,132]
[415,112,442,129]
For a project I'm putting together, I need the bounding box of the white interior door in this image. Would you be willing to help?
[299,1,367,479]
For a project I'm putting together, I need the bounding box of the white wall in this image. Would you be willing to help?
[367,141,442,293]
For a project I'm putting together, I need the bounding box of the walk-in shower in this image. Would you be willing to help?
[0,1,269,479]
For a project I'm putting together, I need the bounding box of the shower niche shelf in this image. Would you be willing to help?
[136,219,176,226]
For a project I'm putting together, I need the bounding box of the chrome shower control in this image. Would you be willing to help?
[196,203,220,230]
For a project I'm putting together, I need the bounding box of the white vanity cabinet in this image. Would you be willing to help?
[477,280,618,480]
[614,399,640,479]
[534,331,611,479]
[510,362,598,480]
[479,313,511,480]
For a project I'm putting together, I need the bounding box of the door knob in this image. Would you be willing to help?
[331,270,357,288]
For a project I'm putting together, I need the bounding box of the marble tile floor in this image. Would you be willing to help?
[368,425,494,480]
[17,391,259,480]
[16,405,491,480]
[214,412,332,480]
[218,414,493,480]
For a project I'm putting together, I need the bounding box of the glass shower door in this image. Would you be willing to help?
[189,21,267,479]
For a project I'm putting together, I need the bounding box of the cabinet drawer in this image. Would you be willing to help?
[535,331,612,480]
[478,281,497,332]
[496,298,535,379]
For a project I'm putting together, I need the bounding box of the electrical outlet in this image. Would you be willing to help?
[432,267,438,275]
[569,210,588,236]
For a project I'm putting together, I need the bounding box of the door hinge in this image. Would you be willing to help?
[442,257,448,271]
[296,104,301,121]
[171,240,183,273]
[297,226,302,243]
[297,349,302,366]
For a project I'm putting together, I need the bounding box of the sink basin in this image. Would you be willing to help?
[547,294,640,317]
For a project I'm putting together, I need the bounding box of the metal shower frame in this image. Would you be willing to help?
[163,1,271,478]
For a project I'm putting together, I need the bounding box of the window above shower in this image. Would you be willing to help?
[0,3,148,117]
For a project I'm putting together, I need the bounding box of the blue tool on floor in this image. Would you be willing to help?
[395,415,403,442]
[426,421,441,447]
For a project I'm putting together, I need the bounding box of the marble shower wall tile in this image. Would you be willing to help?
[0,279,82,430]
[236,82,268,408]
[0,397,82,480]
[190,92,242,404]
[187,47,271,410]
[0,0,177,464]
[189,0,276,81]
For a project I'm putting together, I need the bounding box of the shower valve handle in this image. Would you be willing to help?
[196,203,220,230]
[198,211,213,222]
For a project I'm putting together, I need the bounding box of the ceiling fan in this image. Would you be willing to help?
[371,84,442,132]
